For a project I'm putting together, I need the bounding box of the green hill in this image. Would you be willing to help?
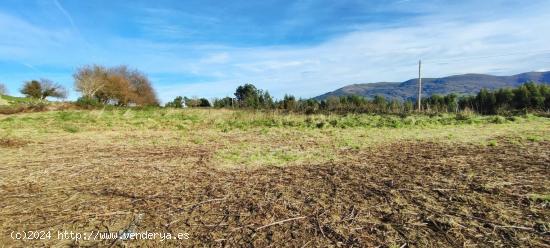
[0,95,45,105]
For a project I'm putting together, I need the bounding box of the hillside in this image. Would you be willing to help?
[0,95,41,105]
[314,71,550,100]
[0,96,8,106]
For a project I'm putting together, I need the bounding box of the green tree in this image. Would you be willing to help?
[476,88,496,114]
[21,79,67,100]
[165,96,184,108]
[213,97,234,108]
[373,95,387,112]
[183,97,199,107]
[325,96,341,111]
[542,84,550,110]
[525,82,545,109]
[281,94,297,110]
[235,84,260,108]
[444,93,458,112]
[21,80,42,99]
[259,91,274,108]
[492,88,513,113]
[513,85,530,109]
[198,98,211,107]
[301,99,319,114]
[404,100,415,112]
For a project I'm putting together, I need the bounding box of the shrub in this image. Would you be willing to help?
[75,97,103,109]
[0,102,47,115]
[456,109,474,121]
[490,116,507,124]
[63,125,80,133]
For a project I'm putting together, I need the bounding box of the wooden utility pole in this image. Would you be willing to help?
[417,60,422,111]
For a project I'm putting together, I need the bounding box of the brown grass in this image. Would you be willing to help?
[0,136,548,247]
[0,137,29,148]
[0,102,76,115]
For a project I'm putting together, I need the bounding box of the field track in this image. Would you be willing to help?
[1,137,549,247]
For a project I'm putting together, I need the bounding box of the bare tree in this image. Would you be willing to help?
[125,68,158,106]
[0,83,7,95]
[75,64,159,106]
[74,65,108,98]
[40,79,67,99]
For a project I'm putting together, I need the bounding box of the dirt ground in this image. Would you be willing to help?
[1,137,549,247]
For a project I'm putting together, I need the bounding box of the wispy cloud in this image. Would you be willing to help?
[1,0,550,102]
[53,0,77,31]
[150,2,550,101]
[20,62,40,72]
[0,12,73,60]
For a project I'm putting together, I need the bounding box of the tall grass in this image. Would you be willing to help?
[0,108,537,134]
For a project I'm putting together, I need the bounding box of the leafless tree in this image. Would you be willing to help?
[75,64,158,106]
[0,83,7,95]
[74,65,108,98]
[40,79,67,99]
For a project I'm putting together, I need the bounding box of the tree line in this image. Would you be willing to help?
[167,82,550,115]
[4,64,550,115]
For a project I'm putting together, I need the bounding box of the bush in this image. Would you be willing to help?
[75,97,103,109]
[0,102,47,115]
[490,116,507,124]
[455,109,474,121]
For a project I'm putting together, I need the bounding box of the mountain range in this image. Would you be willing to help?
[314,71,550,101]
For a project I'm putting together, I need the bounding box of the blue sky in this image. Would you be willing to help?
[1,0,550,102]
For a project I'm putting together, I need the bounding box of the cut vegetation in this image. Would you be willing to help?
[1,109,549,246]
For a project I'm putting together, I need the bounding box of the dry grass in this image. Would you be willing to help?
[0,109,549,246]
[0,137,29,148]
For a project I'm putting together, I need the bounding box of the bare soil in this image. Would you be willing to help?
[0,137,29,148]
[1,140,549,247]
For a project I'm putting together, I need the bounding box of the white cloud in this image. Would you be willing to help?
[200,53,230,64]
[53,0,77,31]
[156,11,550,101]
[2,1,550,102]
[0,12,73,59]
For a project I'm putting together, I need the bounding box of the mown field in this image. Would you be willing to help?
[1,108,549,247]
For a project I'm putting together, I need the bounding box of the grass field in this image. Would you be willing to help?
[1,108,549,246]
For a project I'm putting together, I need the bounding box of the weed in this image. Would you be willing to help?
[529,194,550,203]
[63,125,79,133]
[490,116,507,124]
[526,135,543,142]
[487,140,498,147]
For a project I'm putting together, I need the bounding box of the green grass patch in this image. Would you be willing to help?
[487,140,498,147]
[529,194,550,203]
[0,95,42,104]
[526,135,543,142]
[63,125,80,133]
